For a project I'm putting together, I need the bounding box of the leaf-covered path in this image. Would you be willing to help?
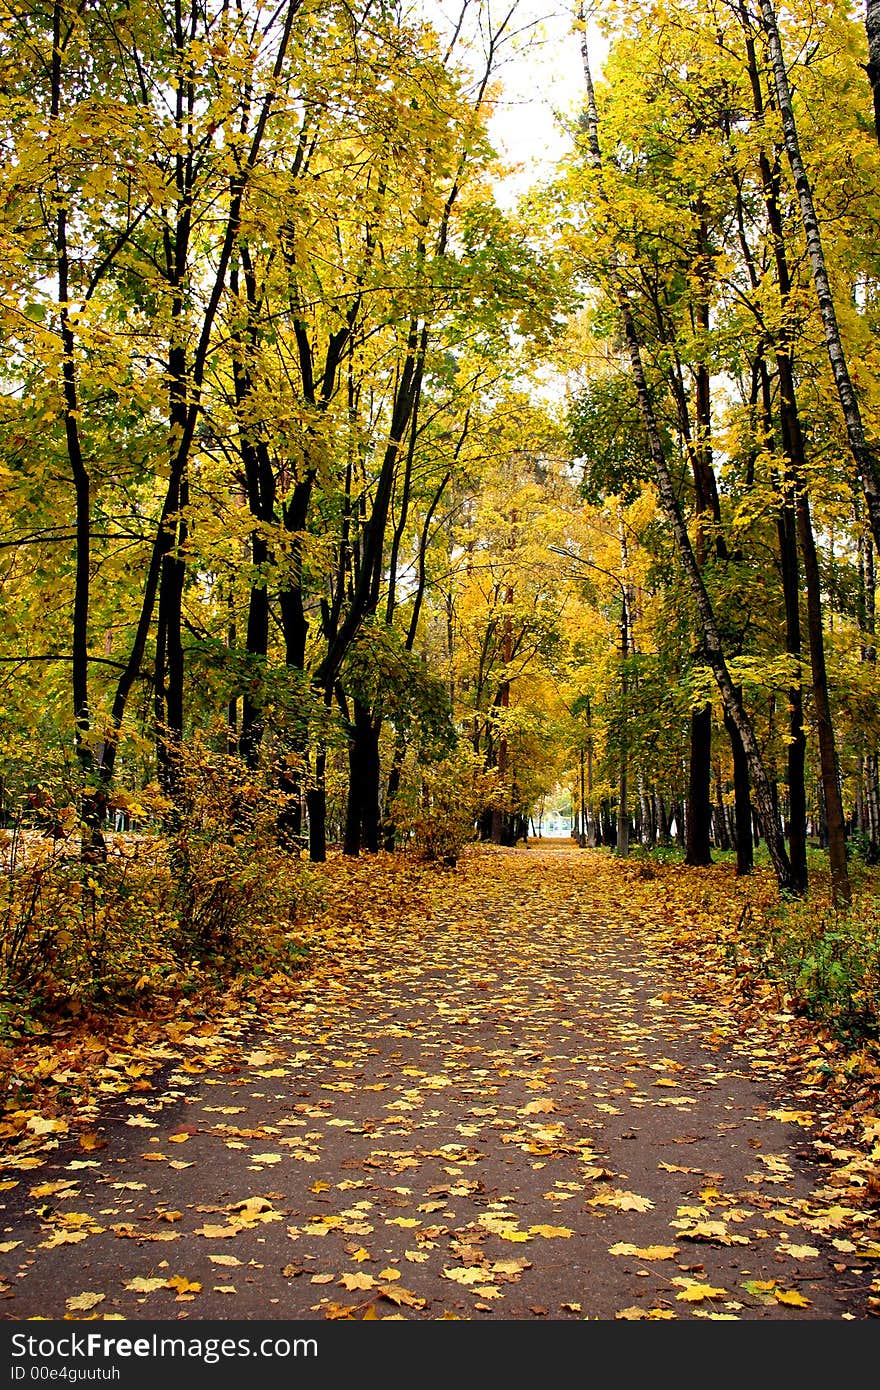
[1,845,878,1321]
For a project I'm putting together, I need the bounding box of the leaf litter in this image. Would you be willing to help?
[1,845,878,1319]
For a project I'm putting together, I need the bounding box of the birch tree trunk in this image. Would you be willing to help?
[758,0,880,553]
[578,23,794,893]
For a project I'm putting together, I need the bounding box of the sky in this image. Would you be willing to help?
[484,2,602,200]
[422,1,609,203]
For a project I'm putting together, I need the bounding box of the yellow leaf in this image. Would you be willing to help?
[522,1099,556,1114]
[589,1189,654,1212]
[528,1224,574,1238]
[442,1267,488,1286]
[30,1181,78,1198]
[125,1277,167,1293]
[775,1289,811,1307]
[378,1268,400,1281]
[339,1272,376,1290]
[608,1243,679,1260]
[673,1280,727,1302]
[66,1292,104,1311]
[166,1276,201,1294]
[490,1258,532,1275]
[309,1273,335,1285]
[28,1117,68,1136]
[378,1285,426,1309]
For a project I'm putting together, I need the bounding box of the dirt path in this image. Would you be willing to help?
[1,844,877,1321]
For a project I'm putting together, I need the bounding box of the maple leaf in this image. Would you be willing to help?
[775,1289,812,1307]
[378,1285,426,1309]
[676,1220,750,1246]
[589,1189,654,1212]
[443,1266,489,1285]
[527,1224,573,1238]
[339,1272,376,1291]
[166,1276,201,1294]
[66,1292,104,1311]
[616,1306,676,1319]
[608,1243,679,1260]
[490,1258,532,1276]
[522,1099,556,1114]
[28,1117,68,1136]
[125,1277,167,1293]
[673,1279,727,1302]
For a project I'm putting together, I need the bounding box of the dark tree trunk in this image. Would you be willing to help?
[724,699,754,875]
[867,0,880,147]
[713,759,730,851]
[307,749,327,864]
[685,705,713,865]
[343,698,381,858]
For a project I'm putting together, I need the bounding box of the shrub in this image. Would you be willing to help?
[733,889,880,1041]
[391,750,498,865]
[0,742,317,1032]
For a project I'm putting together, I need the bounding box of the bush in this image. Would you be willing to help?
[733,889,880,1041]
[162,743,316,964]
[0,743,318,1032]
[391,750,498,865]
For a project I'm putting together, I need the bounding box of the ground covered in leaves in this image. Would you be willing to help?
[1,843,879,1321]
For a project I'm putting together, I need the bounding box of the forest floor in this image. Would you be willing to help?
[0,842,879,1322]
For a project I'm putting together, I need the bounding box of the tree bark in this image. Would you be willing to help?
[578,32,794,892]
[867,0,880,146]
[758,0,880,554]
[686,705,713,864]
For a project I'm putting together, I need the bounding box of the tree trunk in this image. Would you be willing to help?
[307,748,327,864]
[685,705,713,865]
[724,699,753,875]
[758,0,880,554]
[867,0,880,146]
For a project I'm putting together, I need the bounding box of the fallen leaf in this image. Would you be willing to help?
[608,1243,679,1260]
[66,1292,105,1311]
[673,1279,727,1302]
[775,1289,811,1307]
[339,1272,375,1290]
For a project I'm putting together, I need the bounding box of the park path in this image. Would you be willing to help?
[0,844,877,1320]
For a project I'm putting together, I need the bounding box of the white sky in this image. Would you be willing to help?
[485,3,604,200]
[421,1,609,202]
